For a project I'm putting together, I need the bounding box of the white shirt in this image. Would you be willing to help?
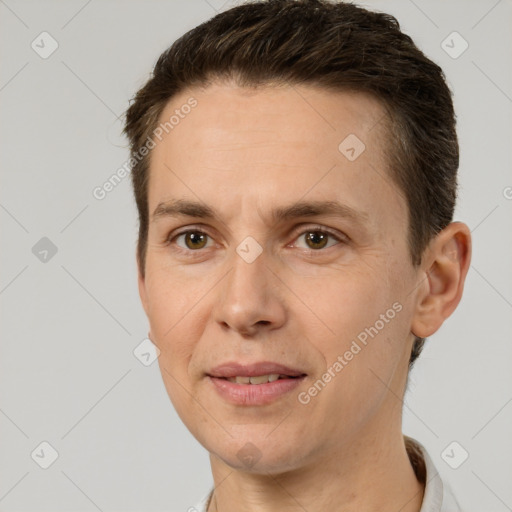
[193,437,461,512]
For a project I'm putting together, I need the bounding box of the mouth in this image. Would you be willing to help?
[207,361,307,381]
[218,374,304,385]
[207,374,307,406]
[206,362,307,405]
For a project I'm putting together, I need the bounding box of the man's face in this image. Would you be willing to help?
[139,83,422,471]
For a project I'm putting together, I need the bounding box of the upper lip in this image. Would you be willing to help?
[207,361,307,378]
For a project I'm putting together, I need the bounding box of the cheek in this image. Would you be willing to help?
[146,274,204,413]
[143,268,202,367]
[293,259,408,389]
[293,262,394,345]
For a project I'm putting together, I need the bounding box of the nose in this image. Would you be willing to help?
[212,246,287,337]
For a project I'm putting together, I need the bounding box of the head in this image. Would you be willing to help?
[123,0,470,472]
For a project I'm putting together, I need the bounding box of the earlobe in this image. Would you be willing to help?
[138,271,148,315]
[411,222,472,338]
[137,252,149,317]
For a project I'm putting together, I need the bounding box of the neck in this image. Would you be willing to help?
[207,428,425,512]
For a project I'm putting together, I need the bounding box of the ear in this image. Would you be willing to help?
[137,247,150,317]
[411,222,472,338]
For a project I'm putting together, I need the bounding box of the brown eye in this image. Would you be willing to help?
[304,231,329,250]
[175,230,211,250]
[294,229,342,251]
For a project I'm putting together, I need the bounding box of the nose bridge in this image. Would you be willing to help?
[213,238,285,334]
[225,239,270,306]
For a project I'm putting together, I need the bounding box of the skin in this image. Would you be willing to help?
[138,82,471,512]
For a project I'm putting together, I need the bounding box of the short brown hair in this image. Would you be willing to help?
[123,0,459,369]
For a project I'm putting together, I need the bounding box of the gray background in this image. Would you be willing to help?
[1,0,511,511]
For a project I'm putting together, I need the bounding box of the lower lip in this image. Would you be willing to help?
[208,376,306,405]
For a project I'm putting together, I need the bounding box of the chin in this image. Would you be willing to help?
[205,428,309,474]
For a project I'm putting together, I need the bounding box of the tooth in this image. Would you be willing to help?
[225,374,286,385]
[249,375,270,385]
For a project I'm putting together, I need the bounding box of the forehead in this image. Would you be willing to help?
[148,82,405,233]
[156,82,389,159]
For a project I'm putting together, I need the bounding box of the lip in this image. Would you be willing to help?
[208,375,307,406]
[207,361,306,378]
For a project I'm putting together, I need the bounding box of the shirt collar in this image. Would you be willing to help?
[405,436,461,512]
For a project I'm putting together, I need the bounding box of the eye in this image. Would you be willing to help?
[293,228,344,251]
[173,230,214,251]
[167,226,346,256]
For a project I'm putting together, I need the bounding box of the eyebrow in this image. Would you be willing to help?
[152,198,369,226]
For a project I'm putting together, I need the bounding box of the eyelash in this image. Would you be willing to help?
[167,225,347,257]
